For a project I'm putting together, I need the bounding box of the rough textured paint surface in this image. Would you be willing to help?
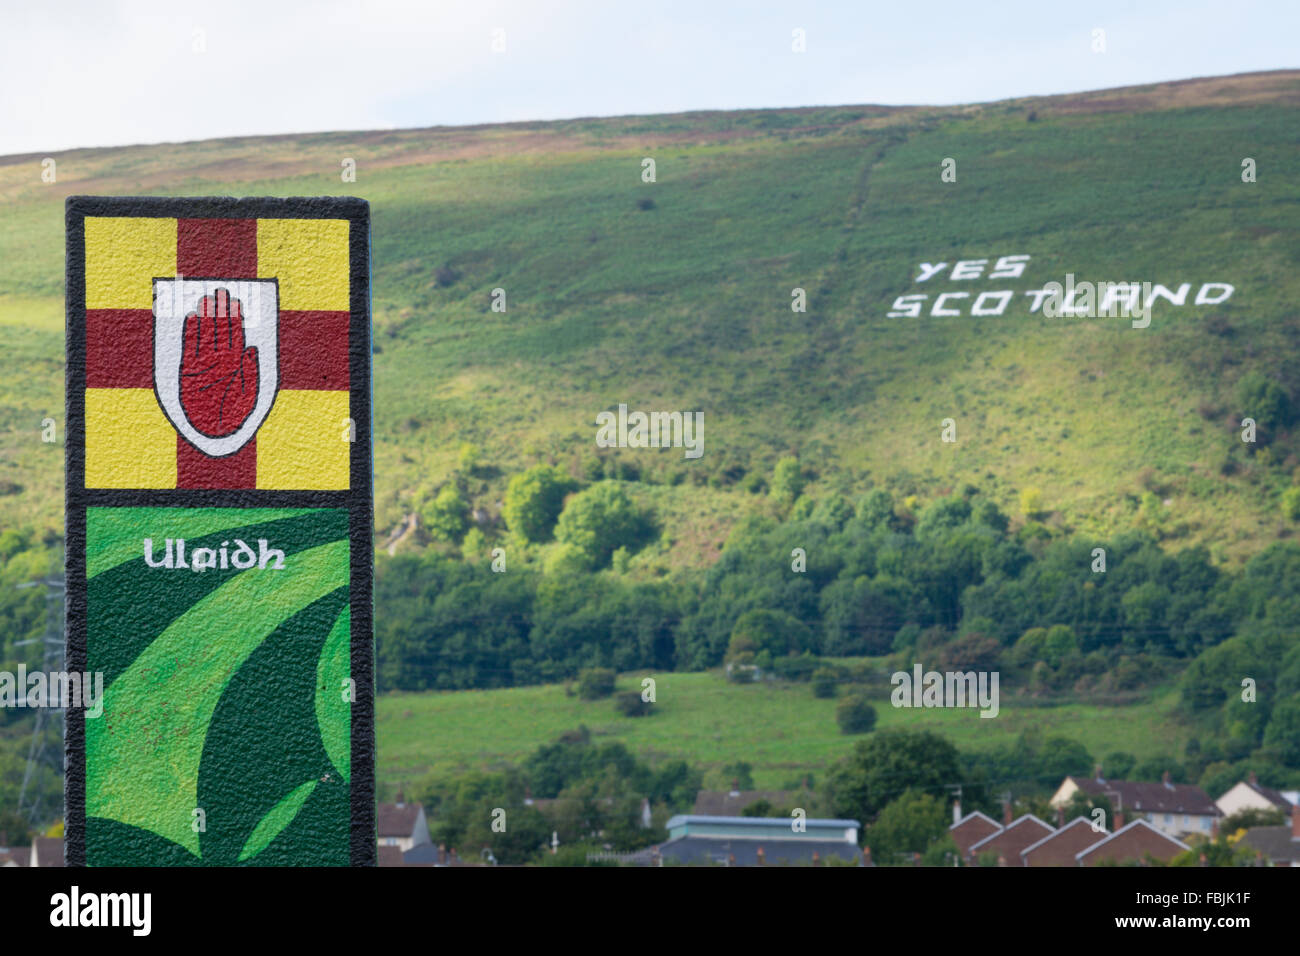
[65,197,374,866]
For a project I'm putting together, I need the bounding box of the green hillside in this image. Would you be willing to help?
[2,70,1299,565]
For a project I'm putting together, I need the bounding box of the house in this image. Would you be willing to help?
[1050,771,1220,837]
[655,814,861,866]
[1075,819,1188,866]
[1021,817,1109,867]
[1237,804,1300,867]
[1216,772,1298,819]
[966,813,1055,866]
[948,807,1002,858]
[376,797,431,853]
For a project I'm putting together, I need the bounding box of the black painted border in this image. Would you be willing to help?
[64,196,375,866]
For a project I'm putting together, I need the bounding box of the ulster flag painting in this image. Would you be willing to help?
[65,197,375,867]
[77,207,354,490]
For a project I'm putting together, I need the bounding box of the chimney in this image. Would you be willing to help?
[953,798,962,826]
[730,779,740,798]
[1094,764,1104,782]
[1162,771,1172,789]
[395,787,405,806]
[1248,771,1258,786]
[1115,810,1125,830]
[1056,806,1065,827]
[1003,799,1013,825]
[1291,803,1300,840]
[756,846,765,866]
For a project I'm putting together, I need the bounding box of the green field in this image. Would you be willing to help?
[376,669,1191,793]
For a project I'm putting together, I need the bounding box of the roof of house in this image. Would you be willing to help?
[376,802,423,838]
[31,836,64,867]
[1020,817,1108,866]
[1075,819,1189,863]
[968,815,1055,858]
[1237,826,1300,864]
[949,811,1002,854]
[666,814,858,831]
[1066,776,1220,816]
[0,848,27,867]
[377,844,405,867]
[1237,780,1294,811]
[656,835,859,866]
[691,790,802,816]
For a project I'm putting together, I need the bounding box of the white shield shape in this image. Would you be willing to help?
[152,278,279,457]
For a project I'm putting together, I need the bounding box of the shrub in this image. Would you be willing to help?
[811,667,839,698]
[836,696,877,735]
[504,465,577,543]
[577,667,616,700]
[613,690,651,717]
[554,482,652,569]
[1282,486,1300,522]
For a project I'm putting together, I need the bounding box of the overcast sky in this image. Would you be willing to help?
[2,0,1296,155]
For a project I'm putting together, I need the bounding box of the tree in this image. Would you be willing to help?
[1282,486,1300,522]
[1063,789,1112,829]
[1262,699,1300,768]
[866,790,948,864]
[613,690,650,717]
[503,465,576,543]
[836,695,877,735]
[423,485,469,542]
[576,667,616,700]
[1019,487,1044,518]
[770,457,806,506]
[727,608,815,660]
[811,667,838,699]
[554,482,651,569]
[826,729,962,822]
[1237,371,1293,435]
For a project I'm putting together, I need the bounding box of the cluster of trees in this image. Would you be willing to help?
[412,727,703,864]
[379,471,1299,778]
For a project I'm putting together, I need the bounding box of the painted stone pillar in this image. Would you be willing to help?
[64,197,375,865]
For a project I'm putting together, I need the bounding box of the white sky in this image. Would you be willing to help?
[1,0,1296,155]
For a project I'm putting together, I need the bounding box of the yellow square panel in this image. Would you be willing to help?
[84,217,177,310]
[257,219,350,311]
[256,390,351,490]
[85,388,177,488]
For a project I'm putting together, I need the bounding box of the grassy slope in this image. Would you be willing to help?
[1,73,1298,564]
[377,671,1190,793]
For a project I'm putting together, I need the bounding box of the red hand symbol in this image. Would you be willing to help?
[180,288,259,438]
